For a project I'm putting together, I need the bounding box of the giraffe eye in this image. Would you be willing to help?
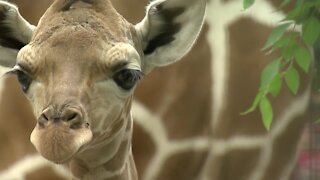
[113,69,143,90]
[14,69,32,92]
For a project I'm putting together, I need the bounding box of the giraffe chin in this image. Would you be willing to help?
[30,122,93,164]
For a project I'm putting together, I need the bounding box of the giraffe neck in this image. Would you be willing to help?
[67,105,137,180]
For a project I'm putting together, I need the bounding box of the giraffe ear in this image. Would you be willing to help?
[135,0,206,70]
[0,1,35,69]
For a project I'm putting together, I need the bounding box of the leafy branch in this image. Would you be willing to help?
[242,0,319,130]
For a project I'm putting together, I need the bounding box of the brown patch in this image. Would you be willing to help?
[135,24,212,140]
[214,16,311,135]
[206,148,261,180]
[132,123,156,177]
[208,16,310,180]
[212,17,282,138]
[269,0,296,13]
[0,76,36,169]
[11,0,52,24]
[111,0,148,24]
[155,150,208,180]
[25,166,67,180]
[262,116,306,180]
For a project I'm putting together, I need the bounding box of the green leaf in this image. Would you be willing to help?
[284,67,300,94]
[259,97,273,131]
[273,36,295,49]
[294,47,311,73]
[241,91,265,115]
[274,34,298,61]
[263,22,292,50]
[243,0,255,9]
[269,74,282,97]
[260,58,281,90]
[285,4,313,23]
[285,6,302,21]
[282,41,298,60]
[302,17,320,45]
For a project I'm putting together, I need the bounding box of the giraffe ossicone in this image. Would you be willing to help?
[0,0,206,179]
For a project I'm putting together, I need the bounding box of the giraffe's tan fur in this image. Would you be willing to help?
[0,0,206,179]
[0,0,312,180]
[18,1,142,179]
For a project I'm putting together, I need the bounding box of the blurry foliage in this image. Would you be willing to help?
[242,0,320,130]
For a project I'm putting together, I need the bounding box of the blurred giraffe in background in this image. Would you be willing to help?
[0,0,312,180]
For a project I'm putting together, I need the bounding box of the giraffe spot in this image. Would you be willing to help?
[269,0,296,13]
[205,148,260,180]
[212,16,310,138]
[111,0,147,24]
[132,122,156,177]
[263,116,305,180]
[155,149,208,180]
[0,76,36,170]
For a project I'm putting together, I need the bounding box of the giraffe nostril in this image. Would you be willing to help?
[38,113,49,127]
[38,106,85,128]
[64,109,84,129]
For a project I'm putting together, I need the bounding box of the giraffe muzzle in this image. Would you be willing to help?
[30,105,93,164]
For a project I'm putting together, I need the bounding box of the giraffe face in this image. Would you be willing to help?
[0,0,206,165]
[14,1,143,164]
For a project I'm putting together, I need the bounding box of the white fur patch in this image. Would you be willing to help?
[0,154,70,179]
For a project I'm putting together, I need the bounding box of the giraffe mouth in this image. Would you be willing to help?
[30,122,93,164]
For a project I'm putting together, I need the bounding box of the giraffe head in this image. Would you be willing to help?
[0,0,206,164]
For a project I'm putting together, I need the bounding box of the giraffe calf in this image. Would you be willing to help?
[0,0,206,179]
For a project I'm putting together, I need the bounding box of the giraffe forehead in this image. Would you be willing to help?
[101,43,141,70]
[34,0,132,45]
[17,0,140,73]
[17,42,141,74]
